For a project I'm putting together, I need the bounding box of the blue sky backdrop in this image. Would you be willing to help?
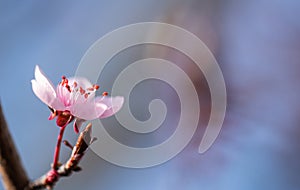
[1,1,300,190]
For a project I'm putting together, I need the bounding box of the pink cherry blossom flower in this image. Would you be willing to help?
[31,65,124,133]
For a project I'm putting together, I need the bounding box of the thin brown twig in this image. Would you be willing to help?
[28,123,93,190]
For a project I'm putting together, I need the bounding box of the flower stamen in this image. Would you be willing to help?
[60,75,102,100]
[87,87,94,91]
[79,87,85,95]
[93,84,99,90]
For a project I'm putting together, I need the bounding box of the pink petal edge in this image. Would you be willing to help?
[70,101,108,120]
[32,65,65,109]
[73,118,85,133]
[97,96,124,118]
[31,79,56,107]
[34,65,56,96]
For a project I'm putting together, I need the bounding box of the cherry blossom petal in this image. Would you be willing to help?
[73,118,86,133]
[56,85,72,107]
[31,66,59,107]
[95,96,124,118]
[31,79,63,110]
[34,65,56,93]
[70,101,108,120]
[50,99,65,110]
[31,66,67,110]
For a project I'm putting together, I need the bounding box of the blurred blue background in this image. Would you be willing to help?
[1,0,300,190]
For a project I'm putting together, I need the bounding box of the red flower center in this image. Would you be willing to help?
[56,110,74,127]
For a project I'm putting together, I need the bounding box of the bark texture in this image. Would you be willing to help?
[0,104,29,190]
